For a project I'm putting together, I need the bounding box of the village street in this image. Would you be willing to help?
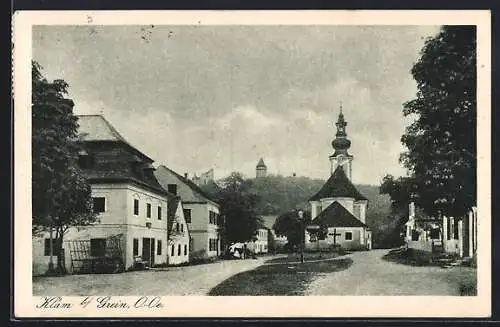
[304,249,477,296]
[34,249,476,296]
[33,256,280,296]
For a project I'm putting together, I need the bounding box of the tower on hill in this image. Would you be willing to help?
[256,157,267,178]
[329,104,353,180]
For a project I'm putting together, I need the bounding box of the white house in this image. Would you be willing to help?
[247,228,269,254]
[154,166,222,259]
[167,196,190,265]
[405,202,478,259]
[32,115,172,276]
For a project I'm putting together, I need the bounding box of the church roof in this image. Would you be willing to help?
[310,201,367,228]
[308,166,368,202]
[256,157,267,168]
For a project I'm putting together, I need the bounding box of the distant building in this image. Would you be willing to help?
[256,157,267,178]
[247,228,269,254]
[154,166,222,259]
[191,168,214,186]
[305,108,372,251]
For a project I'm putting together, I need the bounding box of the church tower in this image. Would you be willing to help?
[329,105,353,180]
[256,157,267,178]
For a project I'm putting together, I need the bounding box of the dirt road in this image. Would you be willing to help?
[304,249,476,296]
[33,256,280,296]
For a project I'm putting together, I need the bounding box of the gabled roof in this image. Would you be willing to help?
[310,201,367,228]
[261,215,277,230]
[155,165,218,205]
[76,114,153,162]
[308,166,368,202]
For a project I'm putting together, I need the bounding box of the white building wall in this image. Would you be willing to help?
[184,202,221,258]
[32,182,170,275]
[167,202,190,265]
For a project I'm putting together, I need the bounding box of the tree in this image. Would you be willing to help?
[213,172,263,245]
[272,209,311,250]
[32,61,96,274]
[394,26,477,218]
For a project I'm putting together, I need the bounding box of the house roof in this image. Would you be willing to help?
[76,115,169,196]
[308,166,368,202]
[76,114,153,162]
[155,165,218,205]
[261,215,277,230]
[310,201,367,228]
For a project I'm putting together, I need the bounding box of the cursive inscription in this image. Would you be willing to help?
[36,296,165,310]
[36,296,73,309]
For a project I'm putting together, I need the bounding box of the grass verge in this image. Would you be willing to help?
[208,257,353,296]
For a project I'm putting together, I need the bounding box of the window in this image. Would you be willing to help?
[133,238,139,256]
[183,209,191,223]
[177,244,181,256]
[176,223,180,232]
[453,218,459,240]
[77,153,93,169]
[133,199,139,216]
[92,197,106,213]
[209,238,218,251]
[184,244,187,255]
[167,184,177,195]
[44,239,60,256]
[90,238,106,257]
[180,224,184,232]
[209,211,217,224]
[171,244,175,256]
[157,206,162,220]
[345,232,353,241]
[157,240,162,256]
[146,203,151,218]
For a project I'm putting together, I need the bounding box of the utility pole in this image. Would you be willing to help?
[298,210,304,264]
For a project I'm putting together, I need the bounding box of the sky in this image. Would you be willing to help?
[32,25,441,185]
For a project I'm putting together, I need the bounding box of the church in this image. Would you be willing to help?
[305,108,372,251]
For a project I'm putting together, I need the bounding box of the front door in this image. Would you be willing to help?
[142,238,155,266]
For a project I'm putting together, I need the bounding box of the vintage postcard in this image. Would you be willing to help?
[13,10,491,318]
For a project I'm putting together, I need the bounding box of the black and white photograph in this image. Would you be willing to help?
[13,10,491,318]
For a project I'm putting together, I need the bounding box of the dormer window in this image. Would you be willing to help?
[77,149,93,169]
[167,184,177,195]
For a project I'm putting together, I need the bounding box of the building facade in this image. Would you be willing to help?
[247,228,269,254]
[32,115,172,276]
[405,202,478,258]
[305,109,372,251]
[154,166,222,259]
[167,197,190,265]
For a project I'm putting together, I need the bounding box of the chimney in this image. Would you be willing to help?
[184,172,188,179]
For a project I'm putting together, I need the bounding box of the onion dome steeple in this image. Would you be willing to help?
[331,104,351,156]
